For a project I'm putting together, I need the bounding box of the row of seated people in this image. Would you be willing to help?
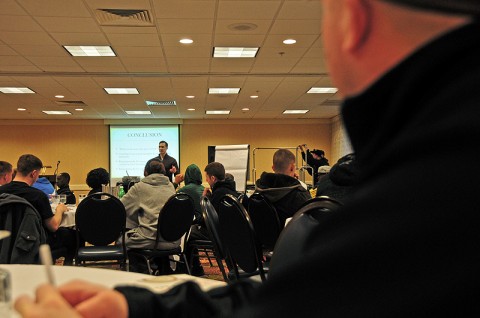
[0,150,356,273]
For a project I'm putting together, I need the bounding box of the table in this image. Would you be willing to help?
[1,265,226,317]
[52,204,76,228]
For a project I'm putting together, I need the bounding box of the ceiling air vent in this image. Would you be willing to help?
[95,9,154,26]
[55,101,87,106]
[146,100,177,106]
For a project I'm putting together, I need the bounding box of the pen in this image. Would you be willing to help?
[39,244,56,286]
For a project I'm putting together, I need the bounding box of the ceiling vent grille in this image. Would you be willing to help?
[146,100,177,106]
[55,100,87,106]
[95,9,154,26]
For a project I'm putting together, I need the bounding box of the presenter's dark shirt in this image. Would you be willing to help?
[0,181,54,221]
[146,153,179,181]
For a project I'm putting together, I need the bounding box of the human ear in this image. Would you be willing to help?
[343,0,372,52]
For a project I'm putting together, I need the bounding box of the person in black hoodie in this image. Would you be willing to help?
[255,149,311,226]
[202,162,238,211]
[316,153,358,203]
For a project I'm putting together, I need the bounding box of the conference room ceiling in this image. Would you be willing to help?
[0,0,341,120]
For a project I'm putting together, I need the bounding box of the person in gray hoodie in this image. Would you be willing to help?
[121,160,176,250]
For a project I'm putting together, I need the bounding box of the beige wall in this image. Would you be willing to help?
[0,118,334,190]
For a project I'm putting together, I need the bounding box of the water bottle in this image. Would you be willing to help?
[118,185,125,199]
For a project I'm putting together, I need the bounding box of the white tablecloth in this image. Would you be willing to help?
[0,265,226,317]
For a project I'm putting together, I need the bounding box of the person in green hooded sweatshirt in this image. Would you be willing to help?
[174,164,205,222]
[174,164,207,276]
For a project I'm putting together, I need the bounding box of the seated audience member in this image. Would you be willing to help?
[176,164,207,276]
[120,160,176,273]
[56,172,76,205]
[86,168,109,195]
[175,164,205,222]
[202,162,238,211]
[15,1,480,317]
[255,149,311,226]
[0,154,70,260]
[298,144,329,184]
[316,153,358,203]
[32,177,55,197]
[317,165,331,183]
[0,161,13,186]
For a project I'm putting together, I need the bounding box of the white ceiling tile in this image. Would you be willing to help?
[106,33,161,47]
[153,1,216,19]
[19,0,91,17]
[36,17,102,33]
[50,33,109,45]
[218,1,281,20]
[156,19,214,34]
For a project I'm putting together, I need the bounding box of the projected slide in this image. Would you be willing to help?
[110,125,180,184]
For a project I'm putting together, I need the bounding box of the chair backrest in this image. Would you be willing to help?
[268,196,342,278]
[75,192,126,246]
[157,192,195,243]
[217,194,264,275]
[200,196,226,258]
[248,192,282,250]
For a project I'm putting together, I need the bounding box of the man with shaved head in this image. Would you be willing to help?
[15,1,480,317]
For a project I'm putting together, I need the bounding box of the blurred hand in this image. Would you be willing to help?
[170,166,177,174]
[15,284,82,318]
[174,174,184,184]
[55,203,68,214]
[15,281,128,318]
[202,187,212,197]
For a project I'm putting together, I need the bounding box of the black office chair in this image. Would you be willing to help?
[74,192,128,270]
[199,196,229,281]
[217,194,267,282]
[127,192,195,275]
[247,193,282,252]
[268,196,343,278]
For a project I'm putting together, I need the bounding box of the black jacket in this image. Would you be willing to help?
[0,193,47,264]
[56,186,76,205]
[115,22,480,318]
[255,172,311,225]
[209,179,238,212]
[316,154,358,203]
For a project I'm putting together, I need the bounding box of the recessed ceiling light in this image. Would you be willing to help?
[55,95,64,99]
[179,38,193,44]
[63,46,116,57]
[43,110,72,115]
[17,108,26,111]
[104,88,139,95]
[307,87,339,94]
[187,108,196,111]
[250,95,259,99]
[283,109,309,114]
[206,110,231,115]
[125,110,151,115]
[283,39,297,45]
[75,108,83,111]
[0,87,35,94]
[242,108,250,111]
[208,88,240,94]
[213,47,259,58]
[186,95,195,99]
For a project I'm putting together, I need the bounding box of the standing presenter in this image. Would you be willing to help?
[145,140,179,182]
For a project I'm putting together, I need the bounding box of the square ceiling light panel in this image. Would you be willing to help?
[307,87,339,94]
[0,87,35,94]
[64,46,116,57]
[208,88,240,94]
[213,47,259,58]
[104,88,139,94]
